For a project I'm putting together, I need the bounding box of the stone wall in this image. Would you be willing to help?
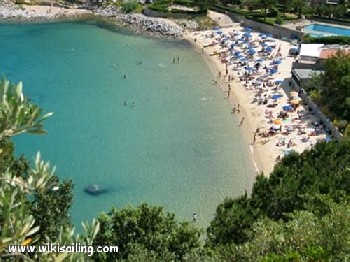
[210,6,304,40]
[143,8,205,19]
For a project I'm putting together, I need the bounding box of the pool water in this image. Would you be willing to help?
[304,23,350,37]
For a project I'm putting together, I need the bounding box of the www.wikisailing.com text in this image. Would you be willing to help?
[8,243,118,257]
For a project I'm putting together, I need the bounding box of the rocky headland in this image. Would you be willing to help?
[0,1,186,38]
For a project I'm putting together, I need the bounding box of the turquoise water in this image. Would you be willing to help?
[0,20,255,228]
[304,23,350,37]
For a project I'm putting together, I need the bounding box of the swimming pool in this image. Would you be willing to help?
[304,23,350,37]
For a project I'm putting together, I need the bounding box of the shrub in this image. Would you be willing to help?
[122,0,139,13]
[275,16,284,25]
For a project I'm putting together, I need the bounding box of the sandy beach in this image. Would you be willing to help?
[184,11,327,175]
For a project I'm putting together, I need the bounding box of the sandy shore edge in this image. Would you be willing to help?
[183,30,271,176]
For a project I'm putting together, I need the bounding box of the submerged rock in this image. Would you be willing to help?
[84,184,108,196]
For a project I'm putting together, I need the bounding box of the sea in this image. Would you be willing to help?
[0,19,256,228]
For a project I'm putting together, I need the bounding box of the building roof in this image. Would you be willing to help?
[319,46,350,59]
[299,44,350,60]
[299,44,324,58]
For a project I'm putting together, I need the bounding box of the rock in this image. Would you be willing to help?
[84,184,108,196]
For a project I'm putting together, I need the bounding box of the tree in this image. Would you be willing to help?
[93,203,201,261]
[213,198,350,261]
[320,51,350,120]
[0,78,99,260]
[290,0,308,18]
[207,140,350,246]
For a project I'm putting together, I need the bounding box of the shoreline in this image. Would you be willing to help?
[0,5,273,175]
[183,30,271,175]
[1,7,328,177]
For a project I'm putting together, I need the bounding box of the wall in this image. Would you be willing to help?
[210,6,304,40]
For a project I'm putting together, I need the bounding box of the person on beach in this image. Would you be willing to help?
[177,57,180,63]
[218,71,222,79]
[173,58,176,64]
[227,84,231,98]
[237,104,241,113]
[239,117,245,126]
[253,133,257,144]
[192,212,197,222]
[231,106,236,114]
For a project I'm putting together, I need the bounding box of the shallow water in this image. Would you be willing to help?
[0,20,256,228]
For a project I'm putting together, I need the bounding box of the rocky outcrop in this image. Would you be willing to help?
[0,3,184,38]
[94,6,183,38]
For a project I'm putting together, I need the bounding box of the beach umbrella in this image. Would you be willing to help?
[213,26,221,30]
[273,59,282,64]
[233,32,240,36]
[283,104,292,111]
[274,80,283,85]
[255,57,263,62]
[290,99,299,105]
[290,91,298,97]
[271,94,283,100]
[271,124,280,130]
[243,33,252,38]
[244,26,252,32]
[245,67,254,71]
[265,46,273,52]
[261,43,268,47]
[266,33,273,38]
[273,119,282,125]
[239,57,247,61]
[248,49,256,55]
[259,33,266,37]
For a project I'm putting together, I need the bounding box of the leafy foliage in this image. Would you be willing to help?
[93,203,201,261]
[207,141,350,248]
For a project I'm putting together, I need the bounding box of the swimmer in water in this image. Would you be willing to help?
[113,63,119,68]
[158,63,165,68]
[137,61,142,65]
[131,102,136,107]
[124,101,127,106]
[123,74,127,79]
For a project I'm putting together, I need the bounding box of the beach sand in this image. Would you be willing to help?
[184,11,326,176]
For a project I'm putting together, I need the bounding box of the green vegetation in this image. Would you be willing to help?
[213,0,350,25]
[1,76,349,260]
[122,0,143,13]
[93,204,201,261]
[305,52,350,134]
[304,34,350,45]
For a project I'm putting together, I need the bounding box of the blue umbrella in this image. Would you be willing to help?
[273,59,282,65]
[261,43,268,47]
[283,105,292,111]
[271,94,283,100]
[255,57,263,62]
[248,49,256,55]
[265,46,273,52]
[245,67,254,71]
[244,26,252,32]
[243,33,252,38]
[240,57,247,62]
[259,33,266,37]
[266,33,273,37]
[233,32,240,36]
[213,26,221,30]
[275,80,283,85]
